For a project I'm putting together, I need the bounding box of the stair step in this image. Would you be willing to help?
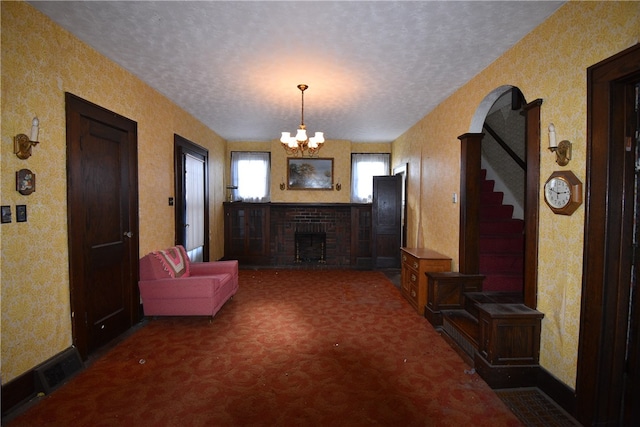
[480,191,504,205]
[463,291,525,317]
[480,254,523,272]
[441,309,479,357]
[480,204,514,220]
[479,235,524,253]
[481,274,524,292]
[464,291,524,304]
[482,179,495,193]
[480,219,524,234]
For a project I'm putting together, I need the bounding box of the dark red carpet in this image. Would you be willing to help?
[7,270,522,426]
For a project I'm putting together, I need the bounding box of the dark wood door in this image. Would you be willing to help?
[66,93,139,360]
[372,175,402,269]
[576,44,640,426]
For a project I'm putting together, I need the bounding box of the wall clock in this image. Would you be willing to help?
[544,170,583,215]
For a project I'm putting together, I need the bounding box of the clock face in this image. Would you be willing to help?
[545,177,571,209]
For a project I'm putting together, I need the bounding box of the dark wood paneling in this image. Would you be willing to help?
[522,99,543,309]
[458,133,484,274]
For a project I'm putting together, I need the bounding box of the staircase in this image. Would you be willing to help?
[479,170,524,293]
[428,170,541,388]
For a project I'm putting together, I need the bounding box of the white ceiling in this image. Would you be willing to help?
[28,1,565,143]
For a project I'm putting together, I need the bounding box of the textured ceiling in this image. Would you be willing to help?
[28,1,565,143]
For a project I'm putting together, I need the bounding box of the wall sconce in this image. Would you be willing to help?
[280,177,286,191]
[335,179,341,191]
[14,117,40,159]
[548,123,571,166]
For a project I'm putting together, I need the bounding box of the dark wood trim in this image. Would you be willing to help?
[474,355,540,389]
[536,365,576,417]
[174,134,210,261]
[1,371,36,419]
[458,133,484,274]
[522,99,543,309]
[576,43,640,426]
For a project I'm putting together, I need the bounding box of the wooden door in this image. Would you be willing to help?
[372,175,402,269]
[66,93,139,360]
[576,44,640,426]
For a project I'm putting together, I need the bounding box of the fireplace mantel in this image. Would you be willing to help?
[223,202,372,268]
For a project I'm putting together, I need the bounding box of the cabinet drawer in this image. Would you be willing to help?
[401,248,452,316]
[402,253,420,270]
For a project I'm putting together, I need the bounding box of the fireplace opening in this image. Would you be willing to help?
[295,232,326,263]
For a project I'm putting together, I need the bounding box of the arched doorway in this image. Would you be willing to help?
[459,86,541,308]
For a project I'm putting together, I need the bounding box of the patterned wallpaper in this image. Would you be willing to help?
[226,140,391,204]
[2,0,640,391]
[392,1,640,387]
[1,1,226,383]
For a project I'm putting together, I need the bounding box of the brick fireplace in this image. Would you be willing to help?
[224,202,372,268]
[270,204,353,267]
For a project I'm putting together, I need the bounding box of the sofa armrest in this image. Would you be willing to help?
[189,260,238,278]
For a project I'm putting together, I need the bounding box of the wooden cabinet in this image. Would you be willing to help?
[474,303,544,388]
[477,303,544,366]
[223,202,270,264]
[400,248,451,315]
[424,272,484,327]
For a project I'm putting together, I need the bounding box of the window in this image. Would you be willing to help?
[351,153,390,203]
[230,152,271,202]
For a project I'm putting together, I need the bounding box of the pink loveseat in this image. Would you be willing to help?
[138,245,238,317]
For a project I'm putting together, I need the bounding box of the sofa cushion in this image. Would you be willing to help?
[152,245,190,278]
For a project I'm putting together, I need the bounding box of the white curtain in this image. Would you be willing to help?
[230,152,271,202]
[185,153,205,255]
[351,153,390,203]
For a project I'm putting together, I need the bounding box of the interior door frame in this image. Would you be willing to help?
[457,94,541,308]
[66,93,140,360]
[575,43,640,426]
[393,163,409,248]
[174,134,209,261]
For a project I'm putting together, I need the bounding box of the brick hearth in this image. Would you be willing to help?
[270,204,353,266]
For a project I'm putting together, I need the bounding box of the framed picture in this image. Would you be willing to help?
[16,168,36,195]
[287,158,334,190]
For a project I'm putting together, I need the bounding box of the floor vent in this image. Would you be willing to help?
[35,347,83,394]
[442,317,475,358]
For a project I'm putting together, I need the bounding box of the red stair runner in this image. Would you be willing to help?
[479,170,524,292]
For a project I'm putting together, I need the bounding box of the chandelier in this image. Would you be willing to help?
[280,84,324,156]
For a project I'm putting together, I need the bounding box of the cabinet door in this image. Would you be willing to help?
[246,207,267,256]
[224,204,270,263]
[228,207,246,255]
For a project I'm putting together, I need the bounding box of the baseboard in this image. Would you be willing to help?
[474,352,539,389]
[1,370,36,418]
[1,346,84,418]
[536,366,576,417]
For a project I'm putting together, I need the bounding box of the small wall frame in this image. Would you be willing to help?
[16,169,36,195]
